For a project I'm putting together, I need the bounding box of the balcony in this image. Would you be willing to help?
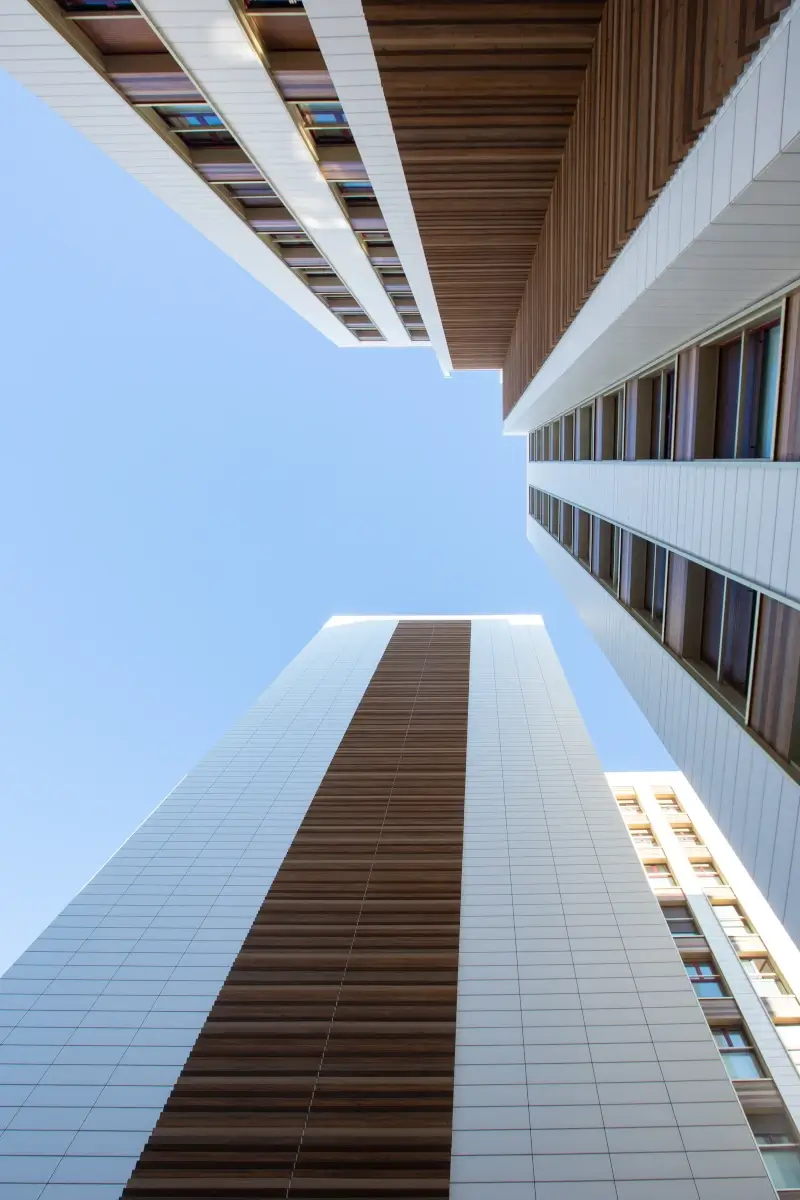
[763,994,800,1023]
[649,884,685,902]
[728,932,767,955]
[701,885,737,903]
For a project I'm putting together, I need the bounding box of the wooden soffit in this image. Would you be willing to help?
[361,1,607,370]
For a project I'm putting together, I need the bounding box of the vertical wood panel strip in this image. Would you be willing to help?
[502,0,790,417]
[121,620,470,1199]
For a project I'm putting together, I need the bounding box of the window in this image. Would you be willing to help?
[660,369,675,459]
[714,1028,765,1079]
[657,793,683,817]
[760,1147,800,1190]
[298,101,348,129]
[595,392,623,460]
[714,904,752,936]
[592,517,617,588]
[675,831,703,846]
[563,411,576,461]
[751,1114,800,1190]
[616,792,643,813]
[721,580,757,699]
[749,595,800,767]
[693,862,725,886]
[645,367,676,459]
[714,339,742,458]
[740,322,781,459]
[577,404,594,460]
[662,904,700,937]
[700,569,726,672]
[575,509,591,564]
[631,831,659,848]
[685,960,728,997]
[642,542,667,630]
[645,864,676,887]
[156,104,225,130]
[562,503,575,552]
[741,957,787,997]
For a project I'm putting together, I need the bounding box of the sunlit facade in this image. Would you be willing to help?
[0,618,782,1198]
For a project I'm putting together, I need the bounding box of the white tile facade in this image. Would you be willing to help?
[528,460,800,607]
[504,1,800,436]
[0,1,354,346]
[303,0,453,373]
[452,621,775,1200]
[528,520,800,949]
[0,619,395,1199]
[136,0,411,346]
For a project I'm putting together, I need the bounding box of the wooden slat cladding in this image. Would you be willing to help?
[362,1,606,370]
[750,597,800,762]
[503,0,791,417]
[121,620,470,1200]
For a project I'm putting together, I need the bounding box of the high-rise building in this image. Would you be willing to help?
[512,6,800,947]
[7,2,799,934]
[4,2,793,375]
[0,615,790,1199]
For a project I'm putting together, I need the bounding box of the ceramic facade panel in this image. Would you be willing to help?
[453,620,772,1194]
[528,460,800,606]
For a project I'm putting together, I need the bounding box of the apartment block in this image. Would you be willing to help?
[516,1,800,945]
[0,615,782,1198]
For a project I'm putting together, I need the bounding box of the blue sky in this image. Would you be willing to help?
[0,68,672,975]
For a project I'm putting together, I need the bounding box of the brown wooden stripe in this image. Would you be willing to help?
[502,0,790,416]
[121,620,470,1199]
[362,0,606,371]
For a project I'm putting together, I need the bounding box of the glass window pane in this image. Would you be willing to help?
[662,369,675,459]
[721,1051,763,1079]
[715,1029,748,1048]
[762,1148,800,1190]
[757,324,781,458]
[715,340,741,458]
[701,570,725,670]
[722,580,757,697]
[669,919,699,936]
[693,980,726,997]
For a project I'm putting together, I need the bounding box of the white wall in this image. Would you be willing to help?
[452,620,774,1200]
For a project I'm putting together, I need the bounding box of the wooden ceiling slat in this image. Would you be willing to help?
[363,0,605,370]
[502,0,792,416]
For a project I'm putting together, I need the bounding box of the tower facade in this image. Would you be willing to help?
[0,616,784,1198]
[3,2,791,372]
[519,0,800,948]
